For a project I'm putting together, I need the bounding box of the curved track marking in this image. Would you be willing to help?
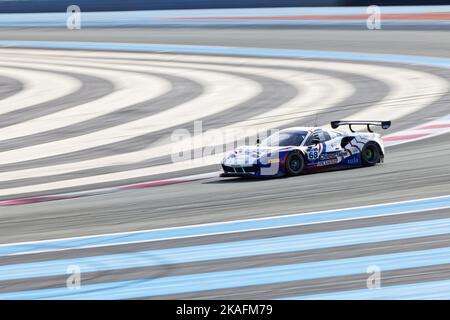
[0,80,351,196]
[0,60,172,142]
[0,64,352,188]
[0,54,440,179]
[0,63,261,168]
[0,38,449,300]
[0,48,447,198]
[147,54,449,124]
[25,49,449,124]
[0,65,81,115]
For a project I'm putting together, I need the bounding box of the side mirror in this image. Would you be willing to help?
[309,138,320,146]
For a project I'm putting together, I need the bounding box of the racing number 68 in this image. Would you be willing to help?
[308,150,319,160]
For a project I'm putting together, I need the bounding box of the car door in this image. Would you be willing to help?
[308,130,343,167]
[320,130,356,165]
[322,130,343,154]
[304,130,328,165]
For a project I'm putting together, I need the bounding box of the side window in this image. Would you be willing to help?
[318,131,331,143]
[306,131,330,145]
[328,131,337,139]
[306,133,320,145]
[328,131,340,139]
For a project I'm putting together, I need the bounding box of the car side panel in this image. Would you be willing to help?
[302,136,362,170]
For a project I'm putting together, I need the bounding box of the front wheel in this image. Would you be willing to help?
[285,152,304,176]
[361,142,381,167]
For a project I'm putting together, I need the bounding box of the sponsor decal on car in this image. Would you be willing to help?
[319,151,349,161]
[317,159,339,166]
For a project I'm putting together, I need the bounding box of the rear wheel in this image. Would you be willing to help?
[361,142,381,166]
[285,151,304,176]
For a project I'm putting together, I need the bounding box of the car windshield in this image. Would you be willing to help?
[260,131,308,147]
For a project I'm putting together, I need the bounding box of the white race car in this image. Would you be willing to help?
[221,120,391,177]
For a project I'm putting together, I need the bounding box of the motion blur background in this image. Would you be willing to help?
[0,0,448,13]
[0,0,449,300]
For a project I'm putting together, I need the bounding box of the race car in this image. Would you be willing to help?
[220,120,391,178]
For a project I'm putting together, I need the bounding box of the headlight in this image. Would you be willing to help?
[259,153,279,165]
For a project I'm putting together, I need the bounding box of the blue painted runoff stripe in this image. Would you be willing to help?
[3,245,450,299]
[2,41,450,69]
[285,279,450,300]
[0,195,449,256]
[1,216,450,282]
[1,19,447,27]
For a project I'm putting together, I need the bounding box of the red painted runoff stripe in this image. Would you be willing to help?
[162,12,450,21]
[414,123,450,130]
[122,179,188,189]
[383,133,429,142]
[0,178,206,206]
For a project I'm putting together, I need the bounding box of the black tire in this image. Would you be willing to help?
[285,151,304,176]
[361,142,381,167]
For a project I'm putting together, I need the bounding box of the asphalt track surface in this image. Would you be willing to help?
[0,28,449,299]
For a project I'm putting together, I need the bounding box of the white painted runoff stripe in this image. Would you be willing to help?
[0,46,447,199]
[7,48,445,120]
[0,51,442,140]
[0,60,171,142]
[0,60,353,195]
[0,65,81,115]
[0,58,262,166]
[0,50,439,164]
[1,216,450,282]
[10,50,447,124]
[0,73,344,188]
[0,195,448,257]
[13,110,439,204]
[109,51,448,123]
[0,51,440,195]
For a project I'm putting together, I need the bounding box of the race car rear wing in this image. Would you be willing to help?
[331,120,391,133]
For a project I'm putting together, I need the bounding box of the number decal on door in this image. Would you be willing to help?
[308,149,319,161]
